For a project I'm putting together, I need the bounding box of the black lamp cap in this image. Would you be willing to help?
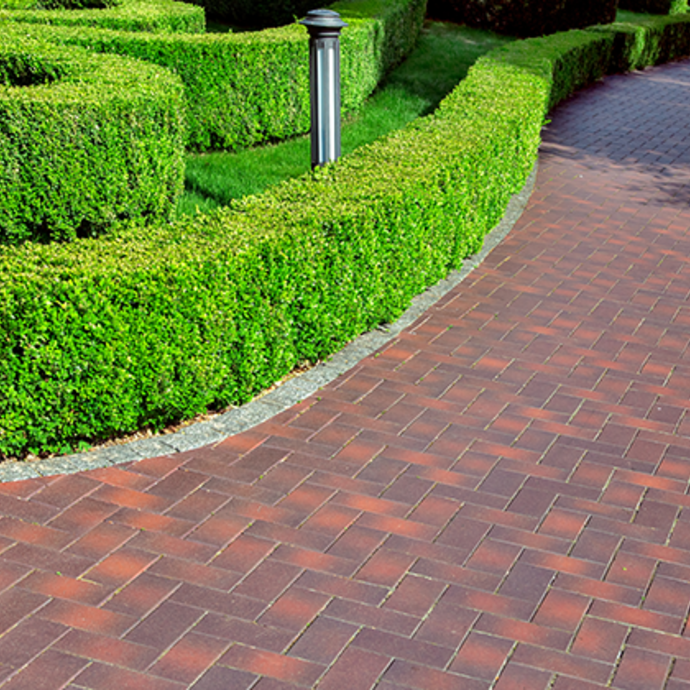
[300,8,347,33]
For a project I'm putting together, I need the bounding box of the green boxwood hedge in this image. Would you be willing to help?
[2,13,690,457]
[0,0,205,33]
[6,0,426,151]
[599,14,690,69]
[0,27,185,244]
[6,0,123,9]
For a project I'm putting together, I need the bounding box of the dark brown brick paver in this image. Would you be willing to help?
[2,59,690,688]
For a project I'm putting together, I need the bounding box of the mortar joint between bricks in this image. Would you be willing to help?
[559,447,585,486]
[666,512,685,551]
[401,485,436,521]
[662,363,676,389]
[566,397,588,426]
[564,513,593,559]
[592,465,616,497]
[628,485,650,524]
[599,536,628,585]
[640,559,663,609]
[563,604,594,656]
[488,639,520,689]
[544,673,559,690]
[665,656,680,690]
[607,631,634,688]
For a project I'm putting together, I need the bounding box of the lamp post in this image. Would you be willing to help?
[300,9,347,169]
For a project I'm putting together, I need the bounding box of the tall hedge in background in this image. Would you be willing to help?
[561,0,619,32]
[189,0,319,29]
[619,0,688,14]
[427,0,619,36]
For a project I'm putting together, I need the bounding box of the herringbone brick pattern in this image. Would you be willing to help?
[1,61,690,689]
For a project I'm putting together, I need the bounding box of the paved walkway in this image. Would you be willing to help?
[2,60,690,690]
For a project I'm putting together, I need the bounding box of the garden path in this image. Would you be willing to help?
[1,58,690,690]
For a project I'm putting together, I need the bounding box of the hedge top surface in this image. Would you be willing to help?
[0,29,183,98]
[0,0,414,59]
[0,0,405,39]
[0,0,205,32]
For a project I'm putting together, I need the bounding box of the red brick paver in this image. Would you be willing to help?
[2,61,690,689]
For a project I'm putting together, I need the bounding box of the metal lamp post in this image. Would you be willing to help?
[300,9,347,169]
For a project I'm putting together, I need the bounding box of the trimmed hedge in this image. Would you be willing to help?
[27,0,122,9]
[599,14,690,70]
[5,0,123,9]
[6,0,426,151]
[0,0,206,33]
[619,0,688,14]
[0,28,186,244]
[428,0,619,37]
[2,13,690,457]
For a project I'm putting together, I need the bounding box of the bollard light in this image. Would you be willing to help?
[300,9,347,169]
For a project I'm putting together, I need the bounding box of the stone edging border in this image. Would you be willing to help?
[0,165,537,483]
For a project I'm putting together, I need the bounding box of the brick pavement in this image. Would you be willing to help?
[1,60,690,689]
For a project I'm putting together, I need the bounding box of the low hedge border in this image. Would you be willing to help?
[0,167,539,481]
[5,0,426,151]
[598,15,690,70]
[0,28,186,244]
[0,0,205,33]
[2,12,690,457]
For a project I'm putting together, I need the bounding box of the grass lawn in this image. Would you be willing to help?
[177,20,513,218]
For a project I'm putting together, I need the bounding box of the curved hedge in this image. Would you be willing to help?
[5,0,426,150]
[0,28,185,244]
[0,0,205,33]
[2,13,690,457]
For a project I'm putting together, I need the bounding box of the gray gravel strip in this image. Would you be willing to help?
[0,166,536,482]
